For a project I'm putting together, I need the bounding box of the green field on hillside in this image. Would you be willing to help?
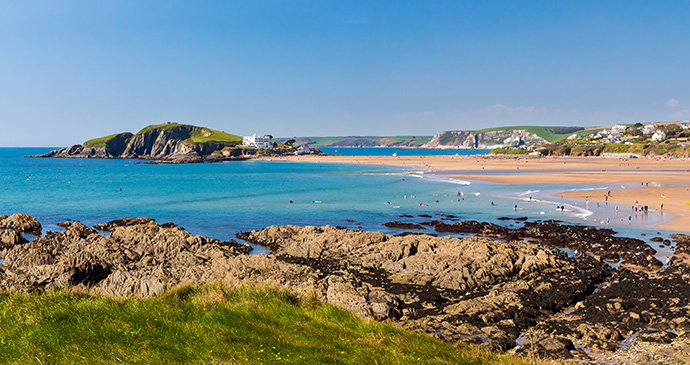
[0,285,536,364]
[186,129,243,143]
[474,126,601,142]
[83,133,132,147]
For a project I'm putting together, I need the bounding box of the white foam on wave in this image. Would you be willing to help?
[422,174,472,185]
[561,186,610,193]
[360,170,426,178]
[518,189,540,197]
[560,202,594,218]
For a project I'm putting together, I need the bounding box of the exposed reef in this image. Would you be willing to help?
[0,214,688,364]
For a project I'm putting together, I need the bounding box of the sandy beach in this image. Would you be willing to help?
[265,154,690,232]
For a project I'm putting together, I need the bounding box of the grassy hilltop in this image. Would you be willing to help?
[0,285,534,364]
[84,123,243,147]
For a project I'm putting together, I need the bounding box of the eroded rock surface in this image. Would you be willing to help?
[239,225,611,351]
[0,213,42,235]
[422,220,662,270]
[1,214,687,364]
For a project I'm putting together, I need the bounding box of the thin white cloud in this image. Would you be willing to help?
[670,109,690,119]
[666,98,679,107]
[485,104,546,114]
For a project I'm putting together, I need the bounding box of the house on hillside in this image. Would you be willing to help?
[243,134,272,148]
[642,123,657,134]
[651,129,666,141]
[611,124,628,135]
[681,121,690,130]
[294,145,312,155]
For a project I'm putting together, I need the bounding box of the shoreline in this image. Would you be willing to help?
[260,154,690,232]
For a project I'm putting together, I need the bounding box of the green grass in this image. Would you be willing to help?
[83,133,129,147]
[136,123,242,144]
[187,129,242,144]
[137,122,185,134]
[490,148,531,155]
[474,126,599,142]
[0,285,535,364]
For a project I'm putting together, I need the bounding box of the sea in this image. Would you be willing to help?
[0,148,677,258]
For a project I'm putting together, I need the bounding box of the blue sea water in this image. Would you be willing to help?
[0,148,678,257]
[319,147,491,156]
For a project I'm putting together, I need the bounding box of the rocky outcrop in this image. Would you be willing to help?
[515,265,690,362]
[2,214,687,363]
[0,228,27,249]
[421,220,662,270]
[93,217,157,232]
[382,221,425,230]
[239,225,611,351]
[0,213,42,235]
[422,129,547,149]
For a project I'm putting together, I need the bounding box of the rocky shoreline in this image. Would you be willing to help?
[1,214,688,364]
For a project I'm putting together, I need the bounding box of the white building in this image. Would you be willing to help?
[681,121,690,130]
[243,134,272,148]
[651,129,666,141]
[611,124,628,134]
[642,123,656,134]
[294,145,311,155]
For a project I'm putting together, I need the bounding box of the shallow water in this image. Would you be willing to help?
[0,148,681,256]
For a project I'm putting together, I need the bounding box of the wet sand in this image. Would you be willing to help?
[264,154,690,232]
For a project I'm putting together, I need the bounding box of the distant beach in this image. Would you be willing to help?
[265,154,690,232]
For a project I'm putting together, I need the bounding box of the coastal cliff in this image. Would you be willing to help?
[423,129,548,149]
[33,123,267,163]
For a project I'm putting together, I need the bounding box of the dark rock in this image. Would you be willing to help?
[382,221,425,230]
[93,217,156,232]
[421,219,662,270]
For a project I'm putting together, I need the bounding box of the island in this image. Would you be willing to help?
[31,122,315,163]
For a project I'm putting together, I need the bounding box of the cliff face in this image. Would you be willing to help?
[33,124,247,163]
[123,125,194,157]
[422,129,547,149]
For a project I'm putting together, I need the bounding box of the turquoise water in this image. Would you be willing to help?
[0,148,677,256]
[320,147,491,156]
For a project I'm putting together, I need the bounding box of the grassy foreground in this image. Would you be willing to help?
[0,285,534,364]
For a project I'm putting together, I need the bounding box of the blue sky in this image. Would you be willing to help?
[1,1,689,146]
